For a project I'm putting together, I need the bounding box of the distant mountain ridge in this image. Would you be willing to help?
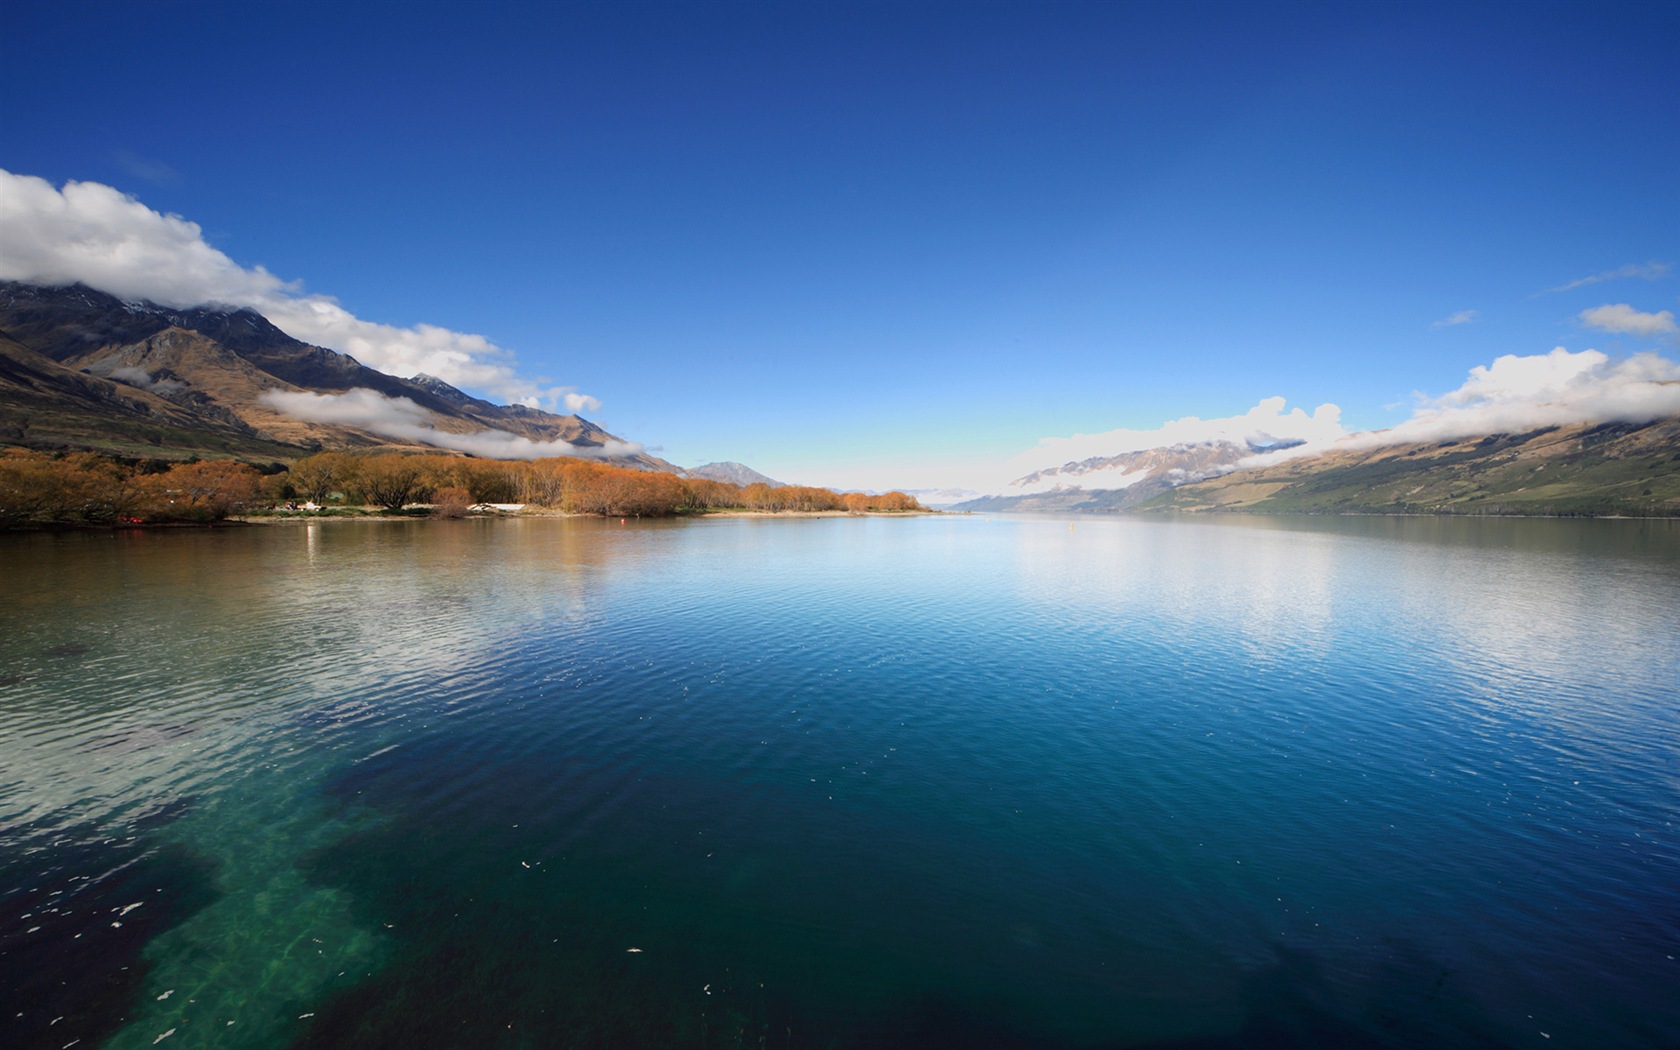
[687,461,785,487]
[902,486,982,508]
[955,439,1279,513]
[0,281,677,469]
[1135,418,1680,516]
[954,419,1680,517]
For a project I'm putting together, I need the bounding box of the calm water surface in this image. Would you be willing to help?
[2,514,1677,1049]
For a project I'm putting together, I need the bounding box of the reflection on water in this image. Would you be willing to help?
[1,521,628,1050]
[2,515,1677,1049]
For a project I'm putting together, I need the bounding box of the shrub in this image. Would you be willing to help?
[431,486,472,518]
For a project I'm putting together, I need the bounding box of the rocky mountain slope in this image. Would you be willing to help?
[955,419,1680,518]
[0,281,675,469]
[686,461,785,487]
[0,327,301,459]
[954,439,1288,513]
[1134,418,1680,516]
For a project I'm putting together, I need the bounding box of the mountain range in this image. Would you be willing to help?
[955,418,1680,517]
[7,280,1677,516]
[1131,418,1680,516]
[954,439,1295,513]
[0,281,678,470]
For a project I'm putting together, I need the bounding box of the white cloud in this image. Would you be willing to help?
[107,365,186,396]
[0,170,294,305]
[1333,347,1680,451]
[562,391,603,413]
[1579,303,1678,339]
[260,389,643,461]
[1543,262,1670,295]
[1431,309,1478,328]
[1436,345,1604,406]
[0,169,592,410]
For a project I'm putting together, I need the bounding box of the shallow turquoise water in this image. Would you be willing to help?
[2,514,1677,1048]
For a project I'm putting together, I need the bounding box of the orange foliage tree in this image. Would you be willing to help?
[0,450,137,526]
[353,454,432,511]
[564,461,686,516]
[679,477,743,510]
[135,460,263,522]
[516,457,575,507]
[841,490,922,512]
[430,486,472,518]
[2,446,921,527]
[286,451,361,504]
[870,491,922,512]
[460,459,521,504]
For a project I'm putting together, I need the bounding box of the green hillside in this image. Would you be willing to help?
[1137,419,1680,517]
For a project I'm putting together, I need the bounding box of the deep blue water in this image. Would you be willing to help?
[2,514,1677,1049]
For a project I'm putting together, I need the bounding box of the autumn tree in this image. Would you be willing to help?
[136,460,263,521]
[839,490,923,513]
[460,459,520,504]
[739,482,777,511]
[355,454,430,511]
[871,491,922,512]
[414,455,469,495]
[252,450,901,520]
[431,486,472,518]
[3,451,92,525]
[605,468,684,516]
[287,452,360,504]
[780,485,846,512]
[564,462,626,515]
[517,458,579,508]
[417,456,522,504]
[73,454,143,523]
[679,477,743,511]
[0,450,53,526]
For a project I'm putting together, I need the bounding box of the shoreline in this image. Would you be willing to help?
[0,509,943,532]
[231,508,940,525]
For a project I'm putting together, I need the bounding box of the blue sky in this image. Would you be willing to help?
[4,0,1678,490]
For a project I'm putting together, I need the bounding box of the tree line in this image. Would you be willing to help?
[0,449,924,527]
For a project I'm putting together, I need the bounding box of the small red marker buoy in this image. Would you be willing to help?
[620,518,626,524]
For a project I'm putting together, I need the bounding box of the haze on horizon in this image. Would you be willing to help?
[3,1,1677,493]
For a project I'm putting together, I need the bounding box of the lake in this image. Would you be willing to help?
[2,514,1677,1049]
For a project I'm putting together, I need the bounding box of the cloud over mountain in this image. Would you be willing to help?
[260,388,643,460]
[1228,348,1680,471]
[1007,346,1680,493]
[0,170,592,410]
[1008,397,1347,480]
[1366,348,1680,447]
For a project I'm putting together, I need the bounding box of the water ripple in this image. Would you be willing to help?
[2,517,1677,1049]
